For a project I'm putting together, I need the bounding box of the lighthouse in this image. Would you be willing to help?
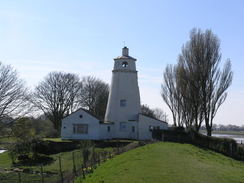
[105,47,141,138]
[61,47,167,141]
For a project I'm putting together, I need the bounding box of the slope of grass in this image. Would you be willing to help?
[77,142,244,183]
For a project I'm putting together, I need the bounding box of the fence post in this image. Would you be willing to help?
[72,151,76,175]
[18,172,21,183]
[117,141,120,154]
[40,165,44,183]
[59,156,64,183]
[82,164,85,179]
[98,153,100,165]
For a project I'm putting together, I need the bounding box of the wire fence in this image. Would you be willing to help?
[1,141,148,183]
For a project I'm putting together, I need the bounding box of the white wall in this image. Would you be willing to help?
[112,121,138,139]
[99,123,114,140]
[138,114,168,140]
[61,109,101,140]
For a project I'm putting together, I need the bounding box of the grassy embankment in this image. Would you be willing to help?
[77,142,244,183]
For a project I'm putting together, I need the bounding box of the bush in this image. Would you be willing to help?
[35,140,80,155]
[8,137,44,164]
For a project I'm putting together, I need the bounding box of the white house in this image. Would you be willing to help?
[61,47,168,140]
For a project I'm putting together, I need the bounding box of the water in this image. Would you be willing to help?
[211,133,244,144]
[0,150,6,153]
[201,132,244,144]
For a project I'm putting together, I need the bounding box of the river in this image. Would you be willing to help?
[210,133,244,144]
[0,150,6,153]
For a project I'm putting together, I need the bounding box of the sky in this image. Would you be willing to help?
[0,0,243,126]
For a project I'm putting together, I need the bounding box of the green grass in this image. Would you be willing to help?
[77,142,244,183]
[0,151,12,168]
[0,137,16,149]
[0,137,16,143]
[43,137,71,142]
[0,146,113,183]
[0,149,83,183]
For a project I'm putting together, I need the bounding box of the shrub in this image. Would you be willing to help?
[35,140,80,155]
[8,137,44,164]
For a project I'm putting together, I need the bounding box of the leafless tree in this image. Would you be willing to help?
[79,76,109,120]
[180,29,233,135]
[161,65,184,127]
[141,104,168,122]
[162,28,233,135]
[32,72,82,134]
[152,108,168,122]
[141,104,155,118]
[0,62,30,136]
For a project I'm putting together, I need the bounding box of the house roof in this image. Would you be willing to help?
[114,55,136,61]
[139,113,168,124]
[99,121,114,124]
[63,107,101,121]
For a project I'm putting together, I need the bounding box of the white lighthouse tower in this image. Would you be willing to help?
[105,47,141,138]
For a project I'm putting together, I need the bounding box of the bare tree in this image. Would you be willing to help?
[165,28,233,135]
[79,76,109,120]
[141,104,168,122]
[152,108,168,122]
[32,72,82,134]
[141,104,155,118]
[180,29,233,135]
[161,65,183,127]
[177,57,204,131]
[0,62,30,136]
[161,29,233,135]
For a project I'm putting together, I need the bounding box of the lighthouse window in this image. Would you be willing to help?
[122,61,128,68]
[120,99,126,107]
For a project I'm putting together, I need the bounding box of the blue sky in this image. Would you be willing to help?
[0,0,243,125]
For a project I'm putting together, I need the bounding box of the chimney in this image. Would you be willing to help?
[122,47,129,56]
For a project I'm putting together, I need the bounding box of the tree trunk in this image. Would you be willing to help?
[207,129,212,136]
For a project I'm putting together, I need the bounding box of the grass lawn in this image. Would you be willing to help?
[0,145,113,183]
[0,137,16,149]
[43,137,72,142]
[77,142,244,183]
[0,149,84,183]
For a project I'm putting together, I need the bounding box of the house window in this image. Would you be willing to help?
[73,124,88,134]
[122,61,128,68]
[120,122,126,132]
[132,126,135,132]
[107,126,110,132]
[120,99,126,107]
